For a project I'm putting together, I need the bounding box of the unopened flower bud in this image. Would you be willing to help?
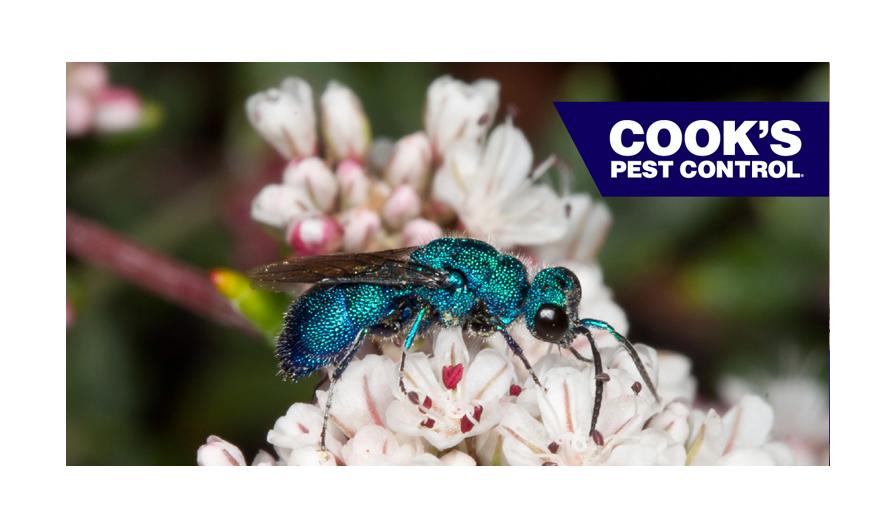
[197,435,246,466]
[336,159,372,209]
[402,218,443,246]
[283,157,338,212]
[93,87,143,134]
[246,77,317,160]
[341,208,381,252]
[66,91,94,136]
[287,215,343,256]
[439,450,477,466]
[251,184,312,229]
[385,132,433,193]
[424,76,499,159]
[251,450,276,466]
[321,81,370,161]
[67,62,108,96]
[382,184,422,229]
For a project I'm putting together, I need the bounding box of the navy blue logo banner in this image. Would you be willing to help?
[554,102,829,197]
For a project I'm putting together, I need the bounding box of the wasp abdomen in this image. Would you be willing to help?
[275,283,409,380]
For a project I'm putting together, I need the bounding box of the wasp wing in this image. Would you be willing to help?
[247,246,447,292]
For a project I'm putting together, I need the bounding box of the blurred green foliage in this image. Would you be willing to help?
[67,63,828,464]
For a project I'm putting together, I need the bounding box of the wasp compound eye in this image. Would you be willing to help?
[533,303,569,342]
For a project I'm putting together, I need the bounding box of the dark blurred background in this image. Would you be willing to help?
[67,63,829,465]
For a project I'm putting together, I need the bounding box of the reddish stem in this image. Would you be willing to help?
[67,210,256,334]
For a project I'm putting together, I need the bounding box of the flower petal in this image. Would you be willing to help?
[462,348,514,403]
[537,366,593,440]
[318,354,397,437]
[498,404,551,466]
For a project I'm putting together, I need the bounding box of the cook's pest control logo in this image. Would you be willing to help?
[555,102,829,197]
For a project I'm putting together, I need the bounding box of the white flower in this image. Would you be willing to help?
[67,91,94,136]
[657,352,698,404]
[340,208,382,252]
[93,87,143,134]
[535,194,612,263]
[340,425,428,466]
[424,76,499,158]
[197,435,246,466]
[386,327,514,450]
[382,184,422,229]
[685,394,793,465]
[67,63,145,137]
[432,121,568,248]
[402,218,444,246]
[246,77,317,160]
[267,402,344,462]
[720,370,829,465]
[385,132,433,193]
[321,81,370,162]
[315,354,398,439]
[282,157,338,212]
[67,62,108,96]
[335,160,373,209]
[250,184,313,229]
[498,347,681,466]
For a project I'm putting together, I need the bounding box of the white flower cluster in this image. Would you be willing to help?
[200,73,818,466]
[66,63,144,136]
[246,75,570,255]
[199,326,796,466]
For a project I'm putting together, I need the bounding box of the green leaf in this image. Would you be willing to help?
[210,268,290,343]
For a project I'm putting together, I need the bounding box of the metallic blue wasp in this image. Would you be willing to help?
[249,237,659,449]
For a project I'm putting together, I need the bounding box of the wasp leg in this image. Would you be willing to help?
[580,318,660,403]
[319,328,368,452]
[498,328,543,389]
[398,306,429,396]
[578,330,605,441]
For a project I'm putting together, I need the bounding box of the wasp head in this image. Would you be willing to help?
[524,267,582,345]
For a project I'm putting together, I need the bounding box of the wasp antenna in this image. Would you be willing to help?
[580,318,660,403]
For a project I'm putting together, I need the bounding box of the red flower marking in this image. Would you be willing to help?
[472,405,483,422]
[509,384,522,397]
[421,418,435,429]
[460,415,474,433]
[548,441,559,454]
[442,363,464,390]
[592,429,605,446]
[422,396,433,409]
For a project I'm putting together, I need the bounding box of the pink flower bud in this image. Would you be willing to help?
[287,215,343,256]
[402,218,443,246]
[67,62,108,96]
[321,81,370,162]
[246,77,317,160]
[382,184,422,229]
[385,132,433,193]
[424,76,499,160]
[197,435,246,466]
[341,208,381,252]
[251,184,312,229]
[283,157,338,212]
[336,159,372,209]
[66,91,94,136]
[93,87,143,134]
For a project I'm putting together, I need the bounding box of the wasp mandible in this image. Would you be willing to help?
[249,237,659,450]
